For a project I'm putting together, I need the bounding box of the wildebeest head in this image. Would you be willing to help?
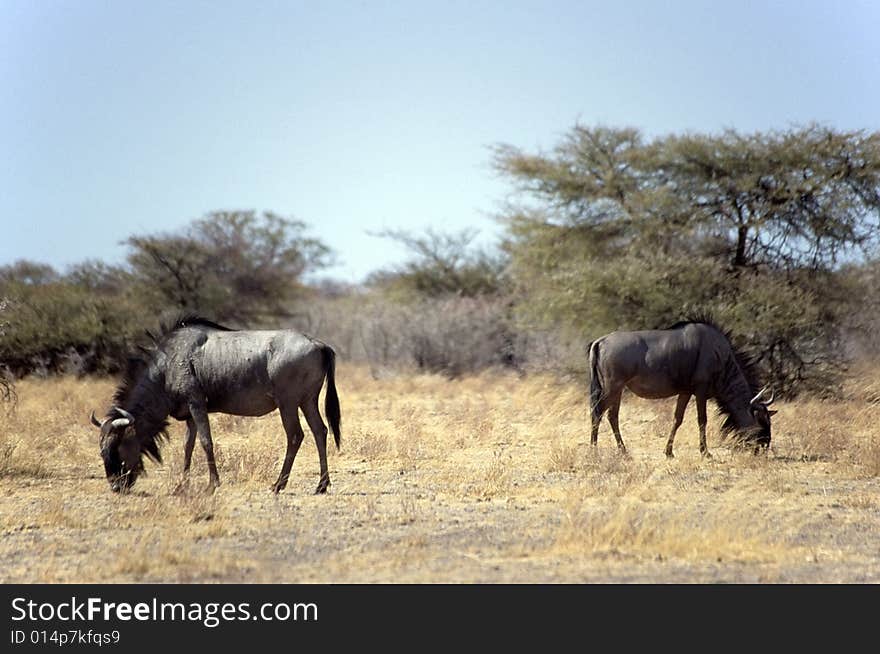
[91,407,143,492]
[748,386,777,449]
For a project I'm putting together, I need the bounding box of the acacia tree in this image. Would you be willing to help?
[126,211,331,323]
[494,124,880,393]
[367,228,505,299]
[661,127,880,271]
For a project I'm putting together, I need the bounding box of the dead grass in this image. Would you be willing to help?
[1,365,879,583]
[546,440,579,473]
[553,494,795,563]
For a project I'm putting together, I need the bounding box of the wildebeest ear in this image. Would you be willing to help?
[768,410,778,417]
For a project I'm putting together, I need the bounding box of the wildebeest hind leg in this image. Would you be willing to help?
[302,396,330,494]
[272,404,305,494]
[606,391,627,454]
[665,394,690,458]
[189,402,220,492]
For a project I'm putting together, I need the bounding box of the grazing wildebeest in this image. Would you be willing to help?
[588,317,776,457]
[90,316,341,494]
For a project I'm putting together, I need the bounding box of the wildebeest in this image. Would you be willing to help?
[90,316,341,494]
[588,317,776,457]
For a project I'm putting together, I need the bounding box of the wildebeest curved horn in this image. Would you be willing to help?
[113,407,136,423]
[762,389,776,406]
[750,386,770,405]
[110,418,132,429]
[90,411,104,428]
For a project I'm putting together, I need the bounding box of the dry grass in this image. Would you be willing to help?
[1,364,879,583]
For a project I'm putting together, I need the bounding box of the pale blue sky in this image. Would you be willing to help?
[2,0,878,282]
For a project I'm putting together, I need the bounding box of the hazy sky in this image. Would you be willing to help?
[2,0,878,282]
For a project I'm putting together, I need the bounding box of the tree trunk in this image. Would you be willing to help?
[734,225,748,268]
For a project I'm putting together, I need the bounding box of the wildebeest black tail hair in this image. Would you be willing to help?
[588,340,603,424]
[321,345,341,450]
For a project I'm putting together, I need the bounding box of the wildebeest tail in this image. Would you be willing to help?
[321,345,341,449]
[588,339,603,423]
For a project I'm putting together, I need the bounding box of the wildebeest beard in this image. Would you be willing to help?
[99,418,168,493]
[721,403,773,451]
[101,437,142,492]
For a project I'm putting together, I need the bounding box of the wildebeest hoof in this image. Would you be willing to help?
[665,451,674,459]
[271,483,285,494]
[314,483,329,494]
[701,450,713,459]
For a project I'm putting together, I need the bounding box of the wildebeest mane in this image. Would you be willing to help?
[110,315,235,461]
[162,314,235,336]
[111,356,149,409]
[666,313,763,436]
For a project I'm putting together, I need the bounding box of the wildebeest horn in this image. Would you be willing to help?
[750,386,774,406]
[90,411,104,428]
[113,407,136,423]
[110,418,131,428]
[762,389,776,406]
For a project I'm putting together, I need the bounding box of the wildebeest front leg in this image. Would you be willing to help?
[182,417,197,472]
[272,404,305,494]
[302,396,331,494]
[189,402,220,491]
[173,417,198,495]
[695,393,711,458]
[665,394,690,458]
[606,391,627,454]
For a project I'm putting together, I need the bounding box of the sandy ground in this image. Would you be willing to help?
[1,365,879,583]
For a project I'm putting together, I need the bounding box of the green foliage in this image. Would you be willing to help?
[659,126,880,269]
[0,264,139,375]
[367,228,505,300]
[126,210,332,323]
[0,260,59,286]
[65,260,132,295]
